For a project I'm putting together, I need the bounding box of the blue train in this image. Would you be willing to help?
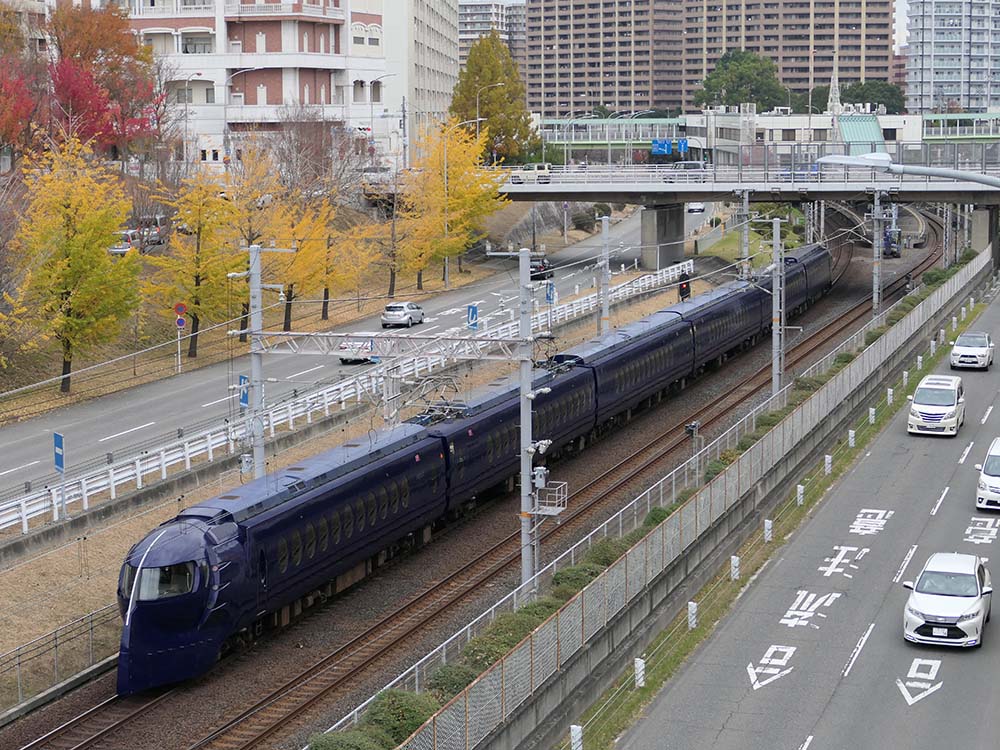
[116,244,832,695]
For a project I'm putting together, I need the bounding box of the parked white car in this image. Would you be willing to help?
[950,331,994,370]
[687,202,706,213]
[907,374,965,436]
[903,552,991,648]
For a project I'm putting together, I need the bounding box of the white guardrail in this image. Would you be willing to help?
[0,262,694,535]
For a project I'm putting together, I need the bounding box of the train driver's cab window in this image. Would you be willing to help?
[121,561,196,600]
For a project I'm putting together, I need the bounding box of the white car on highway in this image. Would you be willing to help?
[907,374,965,436]
[975,437,1000,510]
[903,552,991,648]
[950,331,994,370]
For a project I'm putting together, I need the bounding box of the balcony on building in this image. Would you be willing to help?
[224,0,345,22]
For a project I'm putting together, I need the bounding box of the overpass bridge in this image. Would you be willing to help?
[497,163,1000,269]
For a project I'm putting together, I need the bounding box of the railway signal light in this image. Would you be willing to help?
[679,272,691,301]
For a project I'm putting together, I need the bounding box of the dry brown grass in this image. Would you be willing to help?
[0,274,714,657]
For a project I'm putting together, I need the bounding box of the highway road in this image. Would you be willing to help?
[0,206,712,497]
[620,292,1000,749]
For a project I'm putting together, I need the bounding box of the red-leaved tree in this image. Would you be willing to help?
[50,59,113,146]
[0,61,33,148]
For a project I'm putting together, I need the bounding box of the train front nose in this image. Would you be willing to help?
[117,604,222,695]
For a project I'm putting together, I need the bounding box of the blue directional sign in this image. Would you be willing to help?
[651,139,670,155]
[467,304,479,330]
[679,138,689,154]
[239,374,249,409]
[546,282,555,304]
[54,432,65,474]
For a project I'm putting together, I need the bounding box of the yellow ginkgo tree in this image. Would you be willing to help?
[1,138,140,392]
[406,120,507,283]
[144,169,238,357]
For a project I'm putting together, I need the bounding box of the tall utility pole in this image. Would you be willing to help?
[819,200,826,241]
[230,243,293,480]
[871,190,888,318]
[517,247,534,586]
[738,190,751,278]
[771,217,785,396]
[600,216,611,333]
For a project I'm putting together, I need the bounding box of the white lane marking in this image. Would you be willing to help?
[0,460,40,477]
[201,394,236,407]
[930,486,950,516]
[423,316,439,323]
[287,364,324,380]
[983,406,994,425]
[893,545,919,583]
[98,422,156,443]
[959,441,974,464]
[841,623,875,677]
[420,325,440,334]
[798,738,814,750]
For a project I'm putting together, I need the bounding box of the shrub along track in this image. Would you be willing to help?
[16,211,943,750]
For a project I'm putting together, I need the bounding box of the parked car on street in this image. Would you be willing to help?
[903,552,991,647]
[134,214,170,246]
[380,301,425,328]
[109,229,144,256]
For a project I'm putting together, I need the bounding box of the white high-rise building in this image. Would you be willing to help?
[906,0,1000,112]
[382,0,459,166]
[123,0,388,167]
[458,1,509,68]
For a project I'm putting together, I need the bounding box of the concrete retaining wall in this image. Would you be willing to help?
[480,261,995,750]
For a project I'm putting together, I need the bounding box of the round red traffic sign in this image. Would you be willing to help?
[174,302,187,316]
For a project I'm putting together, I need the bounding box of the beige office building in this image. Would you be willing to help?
[681,0,894,109]
[524,0,680,119]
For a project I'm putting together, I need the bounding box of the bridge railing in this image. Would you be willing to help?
[0,262,694,535]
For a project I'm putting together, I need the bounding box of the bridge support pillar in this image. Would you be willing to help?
[640,204,685,270]
[972,206,999,271]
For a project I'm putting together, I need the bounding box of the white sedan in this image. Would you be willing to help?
[950,331,994,370]
[903,552,991,648]
[338,338,380,365]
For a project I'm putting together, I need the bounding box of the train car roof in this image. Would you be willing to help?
[784,243,828,263]
[179,422,431,525]
[663,280,746,317]
[554,310,684,364]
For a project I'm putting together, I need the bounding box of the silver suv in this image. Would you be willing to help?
[663,160,708,182]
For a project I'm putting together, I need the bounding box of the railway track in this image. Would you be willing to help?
[18,691,174,750]
[23,212,946,750]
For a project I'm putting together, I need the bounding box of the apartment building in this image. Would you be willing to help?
[891,47,907,94]
[681,0,894,109]
[505,0,525,72]
[524,0,680,119]
[382,0,459,163]
[457,1,525,70]
[906,0,1000,112]
[125,0,386,166]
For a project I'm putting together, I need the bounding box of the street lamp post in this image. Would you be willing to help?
[222,67,265,164]
[476,82,505,143]
[183,71,203,166]
[369,73,397,165]
[562,112,597,165]
[624,110,655,166]
[442,117,485,290]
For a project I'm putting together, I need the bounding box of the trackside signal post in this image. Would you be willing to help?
[255,247,557,587]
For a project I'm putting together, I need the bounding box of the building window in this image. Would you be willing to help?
[781,128,796,141]
[812,128,827,141]
[211,149,219,161]
[205,86,215,104]
[353,35,365,44]
[353,80,365,103]
[371,81,382,104]
[882,128,897,141]
[175,87,193,104]
[368,36,380,45]
[182,36,213,54]
[200,149,207,161]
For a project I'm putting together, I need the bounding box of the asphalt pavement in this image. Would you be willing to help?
[619,289,1000,749]
[0,206,712,495]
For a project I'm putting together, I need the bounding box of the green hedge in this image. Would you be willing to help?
[593,202,612,217]
[573,213,596,232]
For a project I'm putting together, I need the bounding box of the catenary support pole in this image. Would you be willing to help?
[872,191,884,319]
[248,244,266,479]
[518,247,534,587]
[600,215,610,333]
[771,218,784,395]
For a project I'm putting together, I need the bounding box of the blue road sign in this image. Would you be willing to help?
[546,281,555,304]
[176,316,186,329]
[54,432,65,474]
[651,139,669,155]
[679,138,689,154]
[467,304,479,330]
[239,374,249,409]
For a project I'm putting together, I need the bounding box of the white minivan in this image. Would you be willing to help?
[907,374,965,436]
[975,438,1000,509]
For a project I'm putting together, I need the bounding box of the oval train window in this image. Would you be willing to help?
[304,523,316,560]
[318,517,329,552]
[277,538,289,574]
[291,530,302,567]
